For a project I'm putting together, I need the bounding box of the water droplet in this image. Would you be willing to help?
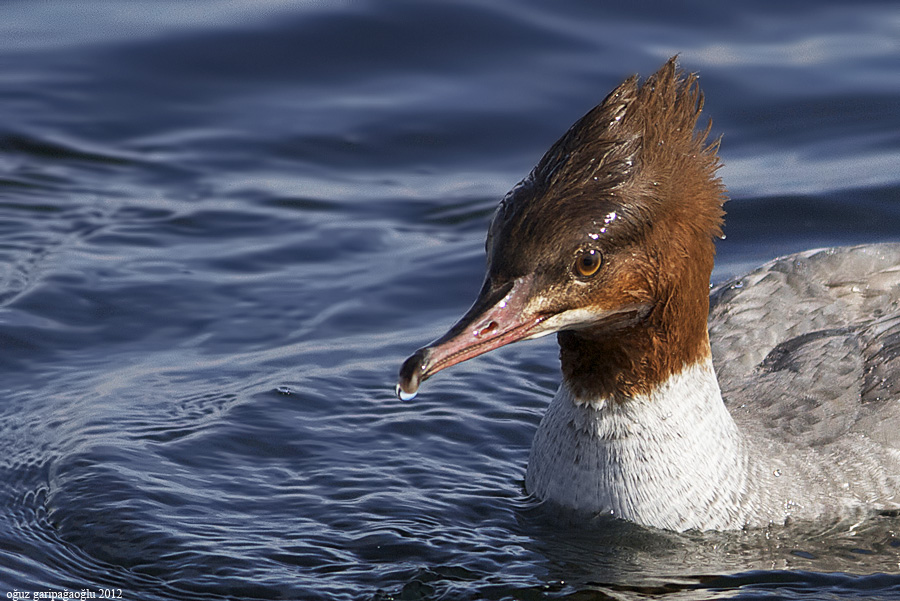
[396,384,417,402]
[773,469,782,477]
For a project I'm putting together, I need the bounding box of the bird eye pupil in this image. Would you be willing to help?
[574,248,601,277]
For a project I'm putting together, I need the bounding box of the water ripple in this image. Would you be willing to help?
[1,0,900,598]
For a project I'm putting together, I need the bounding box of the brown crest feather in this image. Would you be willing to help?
[548,58,728,401]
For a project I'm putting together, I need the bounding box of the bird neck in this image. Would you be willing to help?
[527,356,753,530]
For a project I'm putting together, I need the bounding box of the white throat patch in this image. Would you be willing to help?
[525,357,751,531]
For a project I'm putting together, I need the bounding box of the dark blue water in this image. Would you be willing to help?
[1,1,899,599]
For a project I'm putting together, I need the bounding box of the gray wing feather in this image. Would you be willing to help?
[708,244,900,448]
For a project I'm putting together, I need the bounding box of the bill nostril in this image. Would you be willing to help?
[476,321,498,337]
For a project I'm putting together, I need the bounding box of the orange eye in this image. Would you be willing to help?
[574,248,602,278]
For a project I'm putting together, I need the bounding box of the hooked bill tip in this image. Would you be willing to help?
[396,349,428,400]
[395,384,417,401]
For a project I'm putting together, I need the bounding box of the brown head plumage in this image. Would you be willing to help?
[488,57,725,282]
[398,58,728,402]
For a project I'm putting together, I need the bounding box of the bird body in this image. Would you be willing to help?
[397,59,900,531]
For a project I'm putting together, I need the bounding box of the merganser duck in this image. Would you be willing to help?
[396,58,900,531]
